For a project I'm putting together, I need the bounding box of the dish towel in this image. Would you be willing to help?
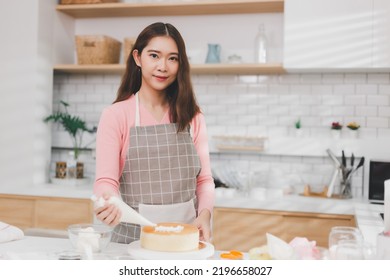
[0,221,24,243]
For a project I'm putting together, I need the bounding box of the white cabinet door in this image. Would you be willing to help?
[373,0,390,68]
[284,0,373,70]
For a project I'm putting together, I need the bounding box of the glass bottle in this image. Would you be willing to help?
[254,24,267,63]
[67,151,77,179]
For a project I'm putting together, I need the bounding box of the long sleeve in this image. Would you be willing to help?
[191,113,215,215]
[93,98,136,197]
[93,107,123,197]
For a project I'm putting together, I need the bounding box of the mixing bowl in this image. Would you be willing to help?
[68,223,113,253]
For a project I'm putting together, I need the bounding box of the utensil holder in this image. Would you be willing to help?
[340,179,352,199]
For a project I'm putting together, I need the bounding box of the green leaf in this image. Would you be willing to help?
[43,101,95,158]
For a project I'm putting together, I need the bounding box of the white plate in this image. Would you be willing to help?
[128,241,214,260]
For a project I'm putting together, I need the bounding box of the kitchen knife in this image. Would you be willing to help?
[347,157,365,180]
[342,150,346,168]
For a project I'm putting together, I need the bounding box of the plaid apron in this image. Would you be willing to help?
[112,93,201,244]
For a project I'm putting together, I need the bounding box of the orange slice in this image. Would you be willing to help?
[220,250,244,260]
[230,250,243,257]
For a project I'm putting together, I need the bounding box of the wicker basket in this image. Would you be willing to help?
[61,0,118,4]
[123,37,136,63]
[75,35,121,64]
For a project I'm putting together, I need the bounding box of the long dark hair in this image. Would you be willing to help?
[115,22,200,132]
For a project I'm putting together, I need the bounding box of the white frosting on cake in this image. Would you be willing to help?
[155,225,184,233]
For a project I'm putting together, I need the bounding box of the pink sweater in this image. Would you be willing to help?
[93,95,215,215]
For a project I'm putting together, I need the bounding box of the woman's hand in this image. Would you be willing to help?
[94,193,121,227]
[193,209,211,242]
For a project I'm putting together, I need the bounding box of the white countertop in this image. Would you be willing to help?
[0,236,223,260]
[215,192,357,215]
[0,182,93,199]
[0,236,127,260]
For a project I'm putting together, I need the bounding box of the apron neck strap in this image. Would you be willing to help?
[135,92,140,127]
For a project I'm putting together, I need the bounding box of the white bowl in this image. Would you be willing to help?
[68,223,113,253]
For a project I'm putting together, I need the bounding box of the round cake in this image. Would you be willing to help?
[140,222,199,252]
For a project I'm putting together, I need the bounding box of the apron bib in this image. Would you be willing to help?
[112,93,201,244]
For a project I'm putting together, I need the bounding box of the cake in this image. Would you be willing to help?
[140,222,199,252]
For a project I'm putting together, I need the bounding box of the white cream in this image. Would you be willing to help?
[77,227,100,253]
[154,225,184,233]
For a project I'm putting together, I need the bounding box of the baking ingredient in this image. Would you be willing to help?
[76,227,100,254]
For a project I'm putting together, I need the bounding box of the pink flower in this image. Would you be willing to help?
[331,122,342,130]
[289,237,318,260]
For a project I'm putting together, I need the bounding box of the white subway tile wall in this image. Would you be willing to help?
[52,72,390,197]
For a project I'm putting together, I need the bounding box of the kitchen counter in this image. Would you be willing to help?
[215,190,384,247]
[1,184,385,249]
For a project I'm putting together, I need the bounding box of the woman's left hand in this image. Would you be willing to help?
[193,209,211,242]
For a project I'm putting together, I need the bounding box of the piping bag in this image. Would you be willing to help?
[91,195,156,227]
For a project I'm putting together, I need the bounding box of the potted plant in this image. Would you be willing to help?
[44,101,96,179]
[294,118,303,137]
[331,122,342,130]
[330,122,342,139]
[346,121,360,138]
[295,119,301,129]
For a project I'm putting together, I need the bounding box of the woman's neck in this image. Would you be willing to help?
[138,89,167,108]
[138,89,169,122]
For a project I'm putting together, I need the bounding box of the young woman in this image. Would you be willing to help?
[93,22,215,244]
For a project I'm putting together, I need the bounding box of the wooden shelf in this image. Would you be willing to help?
[191,63,285,75]
[54,63,285,75]
[54,64,124,74]
[56,0,284,18]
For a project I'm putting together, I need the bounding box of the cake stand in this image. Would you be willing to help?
[127,241,214,260]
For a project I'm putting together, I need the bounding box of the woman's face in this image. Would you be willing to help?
[133,36,179,93]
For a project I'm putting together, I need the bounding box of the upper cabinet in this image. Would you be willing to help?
[54,0,285,75]
[284,0,390,72]
[284,0,372,71]
[373,0,390,68]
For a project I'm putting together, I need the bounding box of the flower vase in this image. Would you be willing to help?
[348,129,359,139]
[294,129,303,138]
[331,129,341,139]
